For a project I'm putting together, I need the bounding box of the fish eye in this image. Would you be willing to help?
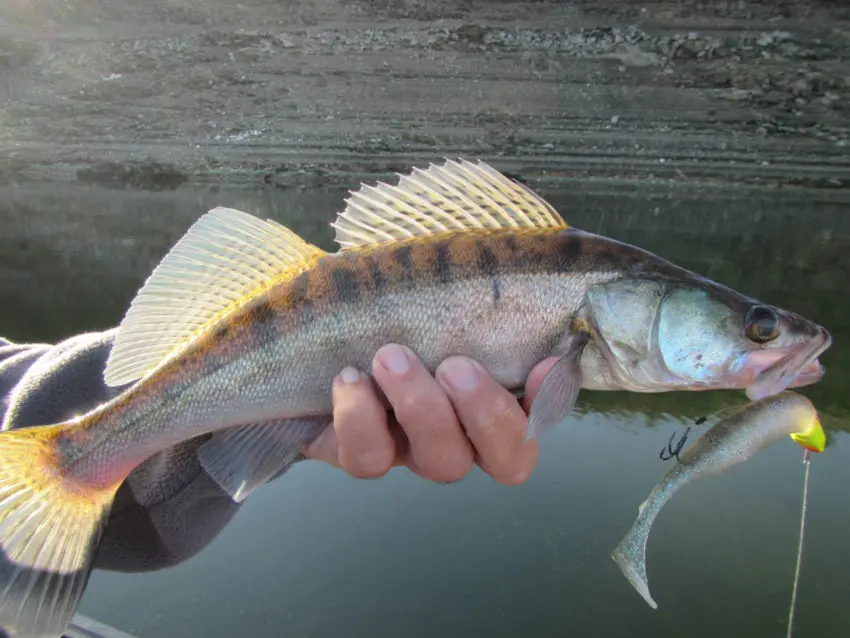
[745,306,780,343]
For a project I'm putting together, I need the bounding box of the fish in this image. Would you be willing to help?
[0,159,831,637]
[611,390,826,610]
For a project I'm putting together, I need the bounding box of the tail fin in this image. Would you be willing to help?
[611,515,658,610]
[0,424,119,638]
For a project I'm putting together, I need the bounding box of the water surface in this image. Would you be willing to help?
[1,179,848,638]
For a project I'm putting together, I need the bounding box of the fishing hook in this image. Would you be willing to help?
[659,426,691,462]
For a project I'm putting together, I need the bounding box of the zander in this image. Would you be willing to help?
[0,159,831,637]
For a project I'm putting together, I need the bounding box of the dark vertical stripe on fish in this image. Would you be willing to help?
[558,230,584,270]
[504,235,527,270]
[213,323,230,343]
[248,299,274,325]
[394,245,414,284]
[54,432,78,466]
[288,272,313,323]
[491,278,501,308]
[477,243,498,278]
[288,273,310,307]
[434,241,451,284]
[246,298,275,352]
[370,258,387,294]
[331,268,361,304]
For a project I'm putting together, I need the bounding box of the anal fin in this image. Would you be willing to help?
[198,418,330,503]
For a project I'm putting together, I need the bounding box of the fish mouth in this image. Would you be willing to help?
[744,328,831,400]
[785,360,825,388]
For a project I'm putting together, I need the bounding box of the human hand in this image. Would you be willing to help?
[304,344,558,485]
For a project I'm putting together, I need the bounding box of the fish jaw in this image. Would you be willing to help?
[744,328,831,400]
[786,361,826,388]
[669,356,825,396]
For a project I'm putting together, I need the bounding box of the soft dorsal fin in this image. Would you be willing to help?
[103,207,326,387]
[331,158,567,249]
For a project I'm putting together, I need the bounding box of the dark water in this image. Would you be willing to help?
[1,179,849,638]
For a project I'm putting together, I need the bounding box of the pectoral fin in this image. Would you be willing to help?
[524,332,589,441]
[198,417,330,503]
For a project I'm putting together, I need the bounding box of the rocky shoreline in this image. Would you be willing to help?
[0,0,847,189]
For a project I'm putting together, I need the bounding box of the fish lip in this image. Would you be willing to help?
[745,328,831,400]
[786,360,825,388]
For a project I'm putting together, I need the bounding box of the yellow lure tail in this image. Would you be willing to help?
[0,424,120,638]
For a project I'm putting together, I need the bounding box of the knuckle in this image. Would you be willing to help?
[394,390,438,425]
[490,392,521,422]
[333,399,360,426]
[465,395,525,473]
[333,382,377,422]
[468,391,518,433]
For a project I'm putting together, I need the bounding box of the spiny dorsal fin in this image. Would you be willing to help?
[331,158,567,250]
[103,207,326,387]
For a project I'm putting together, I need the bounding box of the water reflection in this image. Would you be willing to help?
[0,181,848,638]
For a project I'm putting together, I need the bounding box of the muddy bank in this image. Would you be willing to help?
[0,0,848,189]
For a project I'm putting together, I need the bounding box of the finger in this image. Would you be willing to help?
[329,367,396,478]
[372,344,475,483]
[436,357,540,486]
[304,418,411,470]
[302,424,341,468]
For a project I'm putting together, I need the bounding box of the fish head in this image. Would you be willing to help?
[583,276,831,397]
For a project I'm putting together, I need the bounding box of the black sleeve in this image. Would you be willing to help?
[0,331,242,573]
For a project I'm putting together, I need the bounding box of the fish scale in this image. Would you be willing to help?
[67,229,625,482]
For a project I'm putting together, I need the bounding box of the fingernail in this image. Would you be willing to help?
[338,367,361,384]
[439,357,480,393]
[378,344,410,375]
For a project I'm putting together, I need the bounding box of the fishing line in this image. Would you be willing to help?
[786,449,811,638]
